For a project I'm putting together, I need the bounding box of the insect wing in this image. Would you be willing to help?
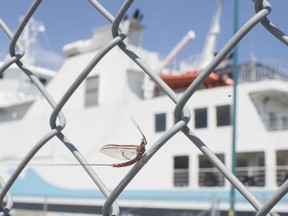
[100,144,138,161]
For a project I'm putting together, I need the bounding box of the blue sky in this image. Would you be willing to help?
[0,0,287,69]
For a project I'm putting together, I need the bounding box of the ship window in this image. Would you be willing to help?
[194,108,208,128]
[199,154,225,187]
[85,75,99,107]
[173,156,189,187]
[155,113,166,132]
[216,105,231,126]
[236,152,265,187]
[276,150,288,186]
[268,112,277,130]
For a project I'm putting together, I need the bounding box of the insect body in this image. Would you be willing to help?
[100,117,147,167]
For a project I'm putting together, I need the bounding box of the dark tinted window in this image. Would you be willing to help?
[195,108,208,128]
[216,105,231,126]
[155,113,166,132]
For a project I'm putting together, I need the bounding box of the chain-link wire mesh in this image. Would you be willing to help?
[0,0,288,215]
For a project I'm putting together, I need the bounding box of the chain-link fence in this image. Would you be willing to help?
[0,0,288,215]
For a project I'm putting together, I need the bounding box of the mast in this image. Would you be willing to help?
[199,0,224,70]
[19,17,45,65]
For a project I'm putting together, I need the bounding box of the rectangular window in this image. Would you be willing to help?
[155,113,166,132]
[276,150,288,186]
[194,108,208,128]
[236,152,265,187]
[173,156,189,187]
[216,105,231,126]
[85,75,99,107]
[199,154,225,187]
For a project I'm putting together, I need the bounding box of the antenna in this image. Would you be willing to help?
[130,116,146,141]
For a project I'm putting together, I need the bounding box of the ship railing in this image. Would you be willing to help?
[276,165,288,186]
[262,113,288,131]
[215,61,288,83]
[236,166,265,187]
[199,166,265,187]
[199,167,225,187]
[238,62,288,83]
[173,168,189,187]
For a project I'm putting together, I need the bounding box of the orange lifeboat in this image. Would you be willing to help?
[159,71,233,90]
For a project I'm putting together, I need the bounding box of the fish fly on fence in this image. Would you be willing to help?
[100,117,147,167]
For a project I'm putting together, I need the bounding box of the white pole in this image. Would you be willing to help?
[158,30,195,74]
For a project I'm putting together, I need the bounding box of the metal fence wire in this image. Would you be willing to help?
[0,0,288,215]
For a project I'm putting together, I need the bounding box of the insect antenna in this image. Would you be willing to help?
[130,116,146,142]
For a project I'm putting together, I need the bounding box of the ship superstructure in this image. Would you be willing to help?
[0,1,288,215]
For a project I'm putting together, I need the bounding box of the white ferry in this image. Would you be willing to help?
[1,1,288,215]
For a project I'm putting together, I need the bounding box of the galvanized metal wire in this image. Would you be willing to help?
[0,0,287,215]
